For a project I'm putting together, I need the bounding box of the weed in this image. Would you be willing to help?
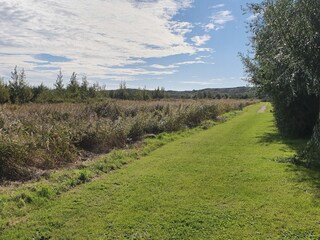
[78,171,90,184]
[37,187,52,199]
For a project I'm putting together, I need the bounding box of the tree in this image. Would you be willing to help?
[9,66,19,103]
[152,87,165,99]
[32,83,46,100]
[80,75,89,99]
[0,78,9,104]
[67,72,80,99]
[18,69,33,103]
[142,86,150,100]
[89,82,100,99]
[241,0,319,137]
[115,81,128,100]
[9,66,32,104]
[55,70,64,91]
[242,0,320,164]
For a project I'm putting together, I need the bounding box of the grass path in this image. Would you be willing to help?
[3,103,320,239]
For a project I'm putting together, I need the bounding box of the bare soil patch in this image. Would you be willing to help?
[258,105,267,113]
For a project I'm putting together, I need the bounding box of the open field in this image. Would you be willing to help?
[1,103,319,239]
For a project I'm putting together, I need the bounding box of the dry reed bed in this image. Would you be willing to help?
[0,99,255,181]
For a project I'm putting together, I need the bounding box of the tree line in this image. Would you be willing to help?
[0,67,247,104]
[0,66,169,103]
[242,0,320,165]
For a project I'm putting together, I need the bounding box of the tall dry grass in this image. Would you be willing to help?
[0,99,255,181]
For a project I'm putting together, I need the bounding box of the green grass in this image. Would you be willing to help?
[2,103,320,239]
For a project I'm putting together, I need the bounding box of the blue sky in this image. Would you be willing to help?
[0,0,260,90]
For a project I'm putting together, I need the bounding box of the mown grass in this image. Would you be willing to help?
[0,108,243,235]
[0,99,253,181]
[2,103,320,239]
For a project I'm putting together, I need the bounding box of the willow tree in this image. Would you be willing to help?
[242,0,320,164]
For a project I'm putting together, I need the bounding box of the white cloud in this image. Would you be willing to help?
[169,21,194,36]
[0,0,209,85]
[176,60,205,65]
[150,64,178,69]
[204,10,234,32]
[179,78,225,86]
[210,4,225,9]
[204,23,216,31]
[149,59,206,70]
[212,10,234,25]
[191,35,211,46]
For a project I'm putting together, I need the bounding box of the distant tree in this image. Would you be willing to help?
[161,87,166,99]
[32,83,46,100]
[142,86,150,100]
[109,90,114,99]
[80,75,89,99]
[9,66,33,104]
[17,69,33,103]
[0,77,9,104]
[203,92,207,99]
[55,70,64,91]
[32,83,53,103]
[9,66,19,103]
[81,75,88,90]
[152,87,165,99]
[89,82,101,98]
[67,72,80,99]
[196,92,203,99]
[133,87,143,100]
[115,81,128,99]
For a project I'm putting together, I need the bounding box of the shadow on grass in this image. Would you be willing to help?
[258,128,320,199]
[257,131,307,152]
[286,164,320,199]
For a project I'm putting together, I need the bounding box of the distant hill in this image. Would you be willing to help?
[165,86,256,99]
[105,86,257,100]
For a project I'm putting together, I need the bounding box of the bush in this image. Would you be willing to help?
[273,94,319,138]
[128,116,146,141]
[0,143,31,181]
[37,187,53,198]
[78,170,90,184]
[299,121,320,167]
[0,84,9,104]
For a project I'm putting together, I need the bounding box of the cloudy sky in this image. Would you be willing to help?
[0,0,260,90]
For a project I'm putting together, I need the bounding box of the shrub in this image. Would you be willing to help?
[37,187,53,198]
[0,83,9,104]
[128,116,145,141]
[78,170,90,183]
[273,94,319,138]
[299,121,320,167]
[94,102,122,121]
[0,143,31,181]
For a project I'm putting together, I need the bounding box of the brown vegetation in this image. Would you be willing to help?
[0,99,254,181]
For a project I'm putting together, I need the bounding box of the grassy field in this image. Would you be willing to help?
[2,103,320,239]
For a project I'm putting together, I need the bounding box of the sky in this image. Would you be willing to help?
[0,0,260,90]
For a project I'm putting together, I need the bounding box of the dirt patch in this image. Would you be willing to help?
[258,105,267,113]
